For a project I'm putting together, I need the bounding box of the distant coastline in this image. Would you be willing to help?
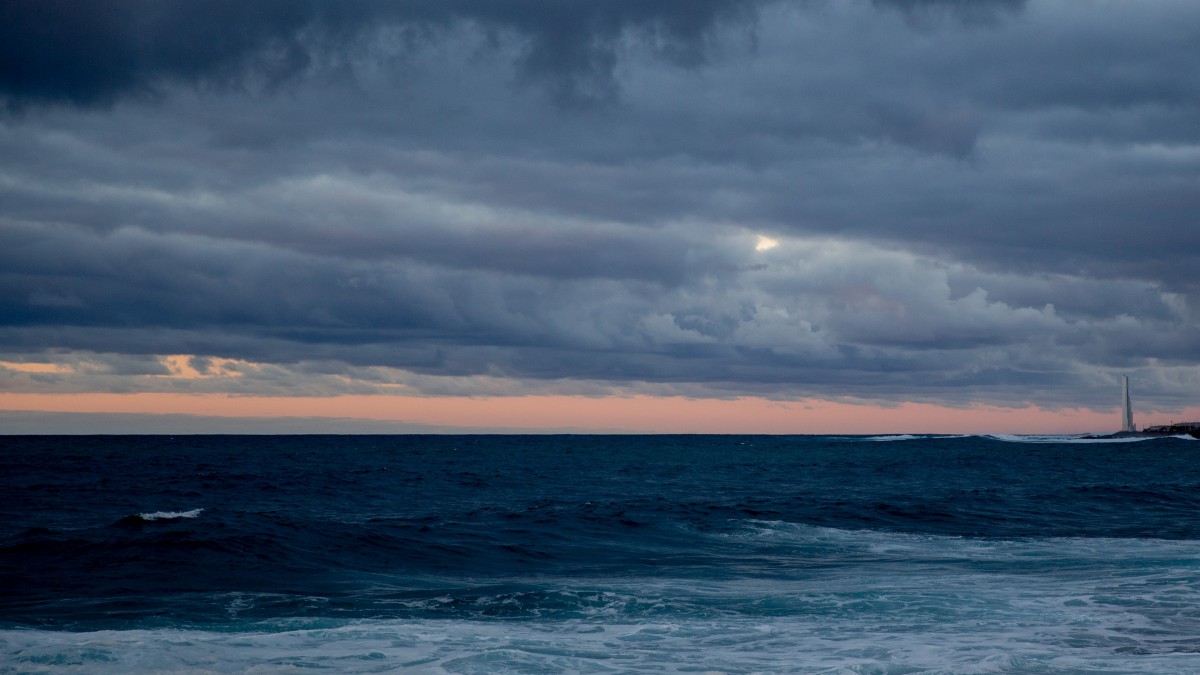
[1139,422,1200,438]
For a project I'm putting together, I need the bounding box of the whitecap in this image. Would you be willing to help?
[862,434,975,441]
[726,519,1200,563]
[987,433,1190,444]
[137,508,203,521]
[6,606,1200,674]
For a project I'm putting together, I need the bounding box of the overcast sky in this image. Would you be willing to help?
[2,0,1199,430]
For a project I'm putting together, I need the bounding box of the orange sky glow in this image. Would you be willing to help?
[4,392,1191,434]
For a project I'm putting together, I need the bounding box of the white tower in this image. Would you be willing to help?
[1121,375,1136,432]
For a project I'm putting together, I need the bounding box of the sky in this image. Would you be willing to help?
[2,0,1199,434]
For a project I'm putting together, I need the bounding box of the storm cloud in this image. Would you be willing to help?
[2,0,1199,413]
[0,0,758,108]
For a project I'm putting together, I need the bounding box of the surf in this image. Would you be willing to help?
[8,435,1200,671]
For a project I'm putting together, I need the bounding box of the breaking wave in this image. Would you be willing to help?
[136,508,204,521]
[988,433,1195,444]
[8,435,1200,672]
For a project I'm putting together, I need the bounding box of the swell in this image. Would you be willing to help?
[7,479,1200,599]
[7,517,1200,630]
[860,433,1196,444]
[7,435,1200,630]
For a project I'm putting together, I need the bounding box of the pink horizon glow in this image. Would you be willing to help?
[4,392,1193,434]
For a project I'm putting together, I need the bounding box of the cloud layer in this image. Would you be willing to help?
[3,0,1199,412]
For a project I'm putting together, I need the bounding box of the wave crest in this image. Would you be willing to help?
[726,519,1200,562]
[862,434,973,442]
[987,433,1192,444]
[137,508,204,521]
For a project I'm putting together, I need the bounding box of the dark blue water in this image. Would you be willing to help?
[4,434,1200,672]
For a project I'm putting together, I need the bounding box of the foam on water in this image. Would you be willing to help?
[8,523,1200,672]
[729,519,1200,565]
[136,508,204,521]
[8,435,1200,672]
[5,582,1200,674]
[862,434,972,441]
[988,433,1195,444]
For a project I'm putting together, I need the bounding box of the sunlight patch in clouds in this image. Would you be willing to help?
[160,355,247,380]
[755,234,780,252]
[0,361,73,374]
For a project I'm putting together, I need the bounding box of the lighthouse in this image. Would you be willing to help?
[1121,375,1136,433]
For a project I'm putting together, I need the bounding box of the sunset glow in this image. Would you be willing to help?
[3,391,1185,435]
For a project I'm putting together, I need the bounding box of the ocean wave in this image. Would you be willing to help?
[371,586,693,622]
[135,508,204,521]
[6,602,1200,674]
[987,433,1193,444]
[862,434,973,441]
[859,432,1194,444]
[725,519,1200,561]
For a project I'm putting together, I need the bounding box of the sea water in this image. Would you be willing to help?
[3,434,1200,673]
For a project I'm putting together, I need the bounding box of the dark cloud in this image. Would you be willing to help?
[2,0,1200,414]
[871,0,1026,24]
[0,0,320,109]
[0,0,758,110]
[0,410,596,434]
[3,216,1195,409]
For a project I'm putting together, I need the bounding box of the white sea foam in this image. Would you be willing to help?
[862,434,973,442]
[730,519,1200,560]
[6,592,1200,674]
[137,508,203,521]
[8,521,1200,672]
[10,525,1200,673]
[987,433,1193,444]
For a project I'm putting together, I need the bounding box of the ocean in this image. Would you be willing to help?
[3,434,1200,673]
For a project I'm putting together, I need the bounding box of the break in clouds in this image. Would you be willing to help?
[2,0,1199,411]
